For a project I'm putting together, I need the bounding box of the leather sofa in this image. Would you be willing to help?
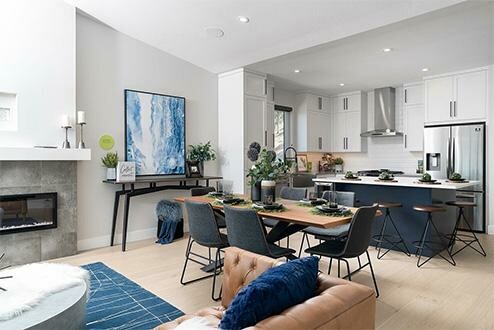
[157,247,376,329]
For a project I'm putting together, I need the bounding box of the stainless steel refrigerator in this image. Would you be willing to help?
[424,122,485,232]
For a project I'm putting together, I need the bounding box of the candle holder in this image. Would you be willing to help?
[78,122,86,149]
[61,125,72,149]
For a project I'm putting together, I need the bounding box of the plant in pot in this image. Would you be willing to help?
[246,142,291,202]
[334,157,344,173]
[101,152,118,180]
[187,141,216,177]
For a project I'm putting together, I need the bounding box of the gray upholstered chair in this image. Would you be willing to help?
[263,186,307,228]
[181,201,229,301]
[306,204,380,297]
[190,187,226,229]
[224,206,295,259]
[298,191,356,257]
[190,187,216,196]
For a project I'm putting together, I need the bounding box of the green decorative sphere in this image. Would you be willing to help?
[379,171,393,180]
[345,171,354,178]
[421,173,432,182]
[450,172,462,181]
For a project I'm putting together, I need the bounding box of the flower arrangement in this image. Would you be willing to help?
[187,141,216,162]
[246,142,290,186]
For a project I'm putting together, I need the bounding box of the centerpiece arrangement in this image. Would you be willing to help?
[246,142,291,202]
[377,171,395,182]
[344,171,360,180]
[187,141,216,177]
[449,172,467,182]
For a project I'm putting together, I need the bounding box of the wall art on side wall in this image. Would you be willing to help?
[125,89,185,176]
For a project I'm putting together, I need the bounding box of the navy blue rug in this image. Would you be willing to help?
[82,262,184,329]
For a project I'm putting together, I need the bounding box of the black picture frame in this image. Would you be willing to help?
[186,160,203,178]
[124,89,186,177]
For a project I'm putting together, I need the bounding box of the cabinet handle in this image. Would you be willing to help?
[343,98,345,110]
[264,80,267,95]
[343,137,345,150]
[346,137,348,150]
[449,101,452,117]
[318,137,322,150]
[264,130,267,146]
[404,89,408,104]
[345,97,348,110]
[318,97,322,110]
[405,134,407,148]
[454,101,457,117]
[272,133,275,148]
[272,87,275,102]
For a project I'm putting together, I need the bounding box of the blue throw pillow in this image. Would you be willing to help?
[219,256,319,330]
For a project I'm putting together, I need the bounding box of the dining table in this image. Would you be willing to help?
[174,195,382,245]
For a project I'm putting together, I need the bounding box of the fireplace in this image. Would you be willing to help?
[0,192,57,234]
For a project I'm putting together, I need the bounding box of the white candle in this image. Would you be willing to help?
[60,115,71,127]
[77,111,86,124]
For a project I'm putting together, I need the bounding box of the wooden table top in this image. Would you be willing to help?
[174,195,381,229]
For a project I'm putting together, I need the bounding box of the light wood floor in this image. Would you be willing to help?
[55,232,494,329]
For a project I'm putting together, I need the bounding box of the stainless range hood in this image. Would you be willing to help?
[361,87,403,137]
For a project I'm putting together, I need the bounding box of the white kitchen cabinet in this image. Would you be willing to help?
[404,83,424,106]
[334,111,362,152]
[335,92,363,113]
[265,102,275,149]
[245,96,266,148]
[245,72,266,97]
[403,105,424,152]
[307,111,331,151]
[425,67,488,124]
[295,93,332,152]
[454,70,487,121]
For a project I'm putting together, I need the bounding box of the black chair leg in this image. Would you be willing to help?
[337,259,341,278]
[342,259,351,281]
[298,232,311,258]
[328,258,333,275]
[366,250,380,298]
[211,248,222,301]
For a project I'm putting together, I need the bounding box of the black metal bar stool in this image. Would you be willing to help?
[412,205,455,268]
[445,201,487,257]
[372,202,411,259]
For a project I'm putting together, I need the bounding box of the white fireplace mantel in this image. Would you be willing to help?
[0,147,91,161]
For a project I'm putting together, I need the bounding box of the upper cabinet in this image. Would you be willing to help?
[425,67,488,124]
[245,71,267,97]
[403,82,424,152]
[332,91,366,152]
[295,93,332,152]
[336,92,361,113]
[404,83,424,106]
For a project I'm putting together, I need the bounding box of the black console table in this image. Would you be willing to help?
[103,176,222,251]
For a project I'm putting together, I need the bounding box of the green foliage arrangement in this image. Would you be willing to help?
[188,141,216,162]
[246,148,291,186]
[449,172,462,181]
[101,152,118,168]
[421,172,432,182]
[334,157,344,165]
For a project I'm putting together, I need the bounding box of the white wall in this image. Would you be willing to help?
[0,0,76,147]
[76,14,218,250]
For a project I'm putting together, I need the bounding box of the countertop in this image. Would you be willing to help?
[313,175,478,190]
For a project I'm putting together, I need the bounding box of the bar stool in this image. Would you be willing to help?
[445,201,487,257]
[372,202,410,259]
[412,205,456,268]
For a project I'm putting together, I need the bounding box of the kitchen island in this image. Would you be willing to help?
[313,175,477,257]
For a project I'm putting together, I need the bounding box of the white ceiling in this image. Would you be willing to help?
[249,1,494,95]
[65,0,466,73]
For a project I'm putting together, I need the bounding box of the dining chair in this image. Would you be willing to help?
[263,186,307,248]
[298,191,356,257]
[190,186,226,228]
[181,200,229,301]
[224,206,295,259]
[305,204,380,297]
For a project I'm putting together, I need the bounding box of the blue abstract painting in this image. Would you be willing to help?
[125,90,185,176]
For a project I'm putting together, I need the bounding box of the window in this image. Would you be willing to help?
[273,105,291,159]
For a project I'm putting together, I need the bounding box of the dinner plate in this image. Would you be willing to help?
[316,205,346,213]
[418,179,437,183]
[253,202,283,210]
[299,198,327,206]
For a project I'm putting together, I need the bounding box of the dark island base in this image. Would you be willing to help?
[334,183,457,258]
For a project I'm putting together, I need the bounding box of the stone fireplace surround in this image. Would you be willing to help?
[0,161,77,265]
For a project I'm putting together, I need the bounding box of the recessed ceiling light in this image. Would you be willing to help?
[382,48,393,52]
[204,27,224,38]
[339,83,345,86]
[422,68,429,72]
[238,16,250,23]
[294,69,301,73]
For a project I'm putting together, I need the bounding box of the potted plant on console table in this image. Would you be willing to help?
[187,141,216,177]
[101,152,119,180]
[246,141,291,202]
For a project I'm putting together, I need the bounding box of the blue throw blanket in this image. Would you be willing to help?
[156,200,182,244]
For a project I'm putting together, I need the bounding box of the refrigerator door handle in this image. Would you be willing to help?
[447,137,452,178]
[452,137,456,174]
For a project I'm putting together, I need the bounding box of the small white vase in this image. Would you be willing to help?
[335,164,343,173]
[106,167,116,180]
